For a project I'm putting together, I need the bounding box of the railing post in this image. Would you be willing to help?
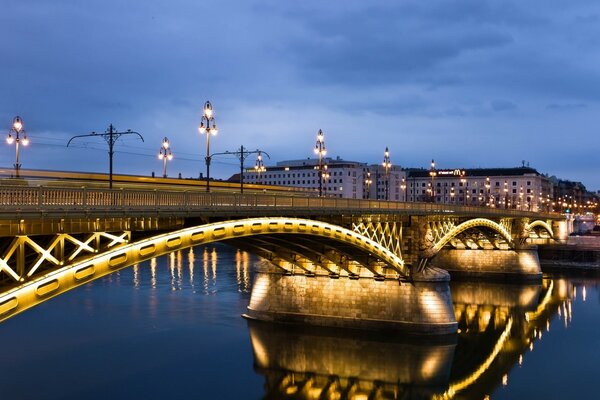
[37,186,43,208]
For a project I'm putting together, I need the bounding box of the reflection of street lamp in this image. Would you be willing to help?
[198,101,218,192]
[254,151,266,183]
[400,177,406,202]
[382,147,391,200]
[314,129,327,197]
[158,137,173,178]
[429,159,437,203]
[6,116,29,178]
[364,171,372,199]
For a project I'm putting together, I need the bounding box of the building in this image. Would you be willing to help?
[406,166,553,211]
[244,157,406,200]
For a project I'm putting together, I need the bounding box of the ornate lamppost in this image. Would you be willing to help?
[429,159,437,203]
[254,151,266,183]
[198,101,218,192]
[504,180,509,208]
[485,177,491,207]
[364,171,372,199]
[519,186,524,210]
[400,177,406,202]
[314,129,327,197]
[6,116,29,178]
[460,170,467,205]
[382,147,391,201]
[158,137,173,178]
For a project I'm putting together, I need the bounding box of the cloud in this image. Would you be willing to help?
[491,99,517,111]
[546,103,587,110]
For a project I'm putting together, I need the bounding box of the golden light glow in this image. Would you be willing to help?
[13,117,23,132]
[0,217,412,323]
[435,317,514,399]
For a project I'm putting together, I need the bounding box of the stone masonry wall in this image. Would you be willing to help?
[246,273,457,335]
[433,248,542,280]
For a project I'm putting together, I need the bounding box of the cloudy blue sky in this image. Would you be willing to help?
[2,0,599,189]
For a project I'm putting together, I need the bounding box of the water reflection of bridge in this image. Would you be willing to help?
[249,278,572,400]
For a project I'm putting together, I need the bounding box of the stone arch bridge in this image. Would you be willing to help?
[0,185,565,333]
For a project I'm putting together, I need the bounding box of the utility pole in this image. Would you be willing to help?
[211,146,270,194]
[68,124,144,189]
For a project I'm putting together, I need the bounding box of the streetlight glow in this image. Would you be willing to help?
[382,146,391,201]
[158,137,173,178]
[6,116,29,177]
[314,129,327,197]
[199,100,218,192]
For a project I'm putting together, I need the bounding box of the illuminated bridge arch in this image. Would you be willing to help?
[0,217,408,323]
[432,218,513,254]
[527,220,554,238]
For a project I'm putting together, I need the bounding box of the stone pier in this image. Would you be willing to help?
[245,267,457,335]
[432,248,542,280]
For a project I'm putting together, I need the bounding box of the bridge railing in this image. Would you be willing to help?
[0,184,558,219]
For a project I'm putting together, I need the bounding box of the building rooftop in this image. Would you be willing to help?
[406,166,542,178]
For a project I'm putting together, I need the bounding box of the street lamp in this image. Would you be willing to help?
[429,159,437,203]
[364,171,372,199]
[450,186,455,202]
[6,116,29,178]
[254,151,266,183]
[400,177,407,202]
[158,137,173,178]
[314,129,327,197]
[460,170,467,205]
[382,147,391,201]
[485,177,491,207]
[198,101,218,192]
[504,181,509,208]
[519,186,524,210]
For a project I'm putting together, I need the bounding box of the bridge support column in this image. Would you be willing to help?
[433,248,542,281]
[552,219,570,243]
[245,269,457,335]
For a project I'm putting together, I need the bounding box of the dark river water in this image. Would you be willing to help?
[1,244,599,400]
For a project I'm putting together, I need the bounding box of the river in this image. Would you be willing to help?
[0,243,598,399]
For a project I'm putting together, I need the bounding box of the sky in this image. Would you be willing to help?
[1,0,599,189]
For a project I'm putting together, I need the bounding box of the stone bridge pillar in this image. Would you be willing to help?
[552,218,570,243]
[245,265,457,335]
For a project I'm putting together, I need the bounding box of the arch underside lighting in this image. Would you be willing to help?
[0,217,408,323]
[432,218,514,254]
[527,220,554,238]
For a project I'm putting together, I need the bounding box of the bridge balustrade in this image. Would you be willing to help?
[0,185,557,219]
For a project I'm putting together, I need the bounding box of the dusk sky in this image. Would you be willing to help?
[2,0,599,189]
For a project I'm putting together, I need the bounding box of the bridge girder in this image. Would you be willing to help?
[0,217,409,323]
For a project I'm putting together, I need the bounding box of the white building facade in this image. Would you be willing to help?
[244,158,406,200]
[406,167,553,211]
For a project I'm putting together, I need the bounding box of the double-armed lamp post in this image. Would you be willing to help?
[158,137,173,178]
[198,101,218,192]
[6,116,29,178]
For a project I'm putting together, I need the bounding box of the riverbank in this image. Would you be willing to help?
[539,237,600,272]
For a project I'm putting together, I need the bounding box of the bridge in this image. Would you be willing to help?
[0,182,566,333]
